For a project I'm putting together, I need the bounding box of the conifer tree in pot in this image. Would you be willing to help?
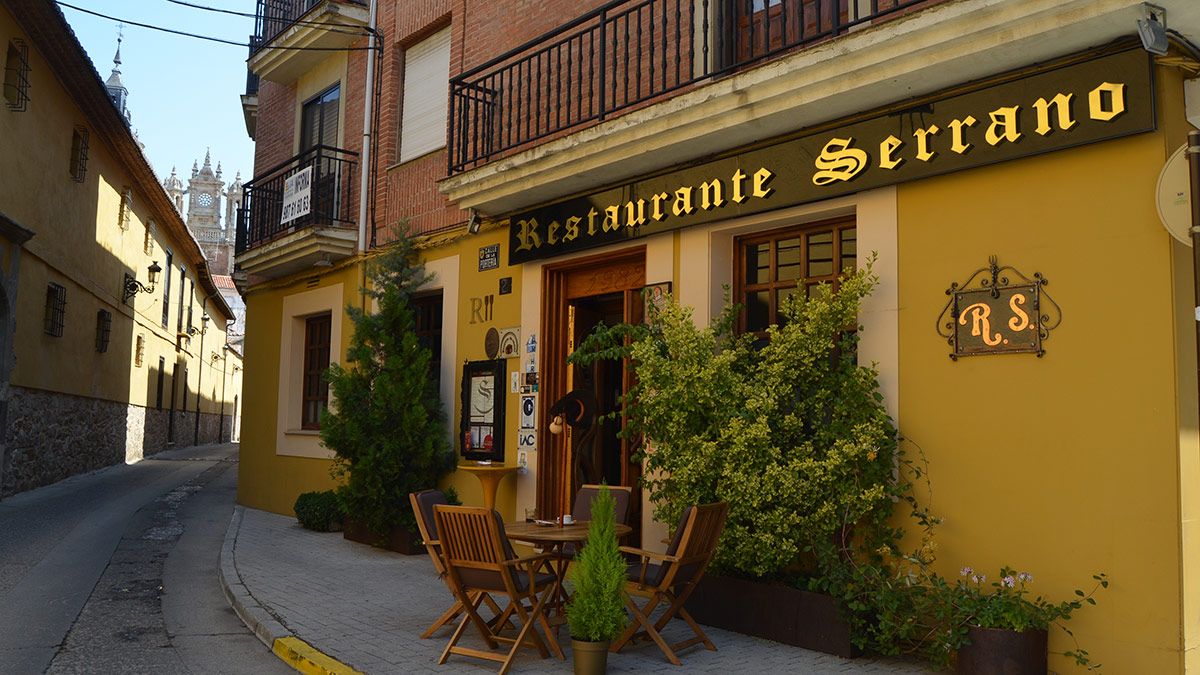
[566,485,628,674]
[319,232,455,551]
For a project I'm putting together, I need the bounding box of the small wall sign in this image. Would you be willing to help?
[937,256,1061,359]
[519,394,536,429]
[478,244,500,271]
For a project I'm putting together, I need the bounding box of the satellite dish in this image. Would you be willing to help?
[1156,144,1193,247]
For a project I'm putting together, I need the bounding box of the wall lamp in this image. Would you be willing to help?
[123,261,162,304]
[1138,4,1168,56]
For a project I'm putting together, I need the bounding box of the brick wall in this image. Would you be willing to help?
[253,80,297,175]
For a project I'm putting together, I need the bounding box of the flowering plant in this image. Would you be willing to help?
[931,565,1109,669]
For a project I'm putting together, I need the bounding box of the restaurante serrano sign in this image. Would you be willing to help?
[508,48,1154,265]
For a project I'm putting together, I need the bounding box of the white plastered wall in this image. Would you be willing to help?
[276,283,343,458]
[421,254,461,442]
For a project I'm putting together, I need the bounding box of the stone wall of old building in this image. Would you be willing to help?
[0,387,232,498]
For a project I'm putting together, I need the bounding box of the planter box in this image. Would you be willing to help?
[684,574,855,658]
[342,518,422,555]
[956,626,1047,675]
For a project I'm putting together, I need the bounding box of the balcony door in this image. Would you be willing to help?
[730,0,851,65]
[300,84,341,222]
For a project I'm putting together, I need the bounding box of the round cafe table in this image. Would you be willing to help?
[457,462,519,510]
[505,521,634,621]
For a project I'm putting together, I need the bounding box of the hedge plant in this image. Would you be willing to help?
[293,490,344,532]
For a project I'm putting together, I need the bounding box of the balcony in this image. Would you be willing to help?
[448,0,935,176]
[235,145,359,281]
[241,41,260,139]
[248,0,369,84]
[440,0,1168,217]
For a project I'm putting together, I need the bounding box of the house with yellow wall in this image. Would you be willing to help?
[236,0,1200,670]
[0,0,244,498]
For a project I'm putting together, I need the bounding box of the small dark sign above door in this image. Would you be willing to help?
[479,244,500,271]
[937,257,1062,359]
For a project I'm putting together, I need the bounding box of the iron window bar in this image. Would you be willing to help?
[448,0,939,175]
[44,283,66,337]
[4,39,30,112]
[69,126,89,183]
[96,309,112,353]
[251,0,368,54]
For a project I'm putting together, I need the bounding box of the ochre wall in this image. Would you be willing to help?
[896,123,1188,671]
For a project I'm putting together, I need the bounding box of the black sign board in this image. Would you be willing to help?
[478,243,500,271]
[509,48,1155,265]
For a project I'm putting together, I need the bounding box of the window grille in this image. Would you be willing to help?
[69,126,89,182]
[144,220,155,255]
[161,250,173,328]
[135,334,145,367]
[43,282,66,337]
[301,313,332,429]
[181,366,188,411]
[156,357,165,409]
[4,39,30,112]
[95,309,112,353]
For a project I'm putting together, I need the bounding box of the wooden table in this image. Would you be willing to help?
[457,462,519,510]
[506,521,634,621]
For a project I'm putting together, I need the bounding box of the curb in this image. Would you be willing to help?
[219,505,364,675]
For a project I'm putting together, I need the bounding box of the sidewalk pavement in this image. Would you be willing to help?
[221,506,933,674]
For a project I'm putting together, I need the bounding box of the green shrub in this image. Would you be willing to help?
[320,232,456,538]
[566,485,628,642]
[294,490,343,532]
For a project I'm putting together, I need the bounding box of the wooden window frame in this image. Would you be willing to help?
[733,217,856,336]
[43,282,66,337]
[412,290,444,390]
[69,126,88,182]
[135,334,145,367]
[301,313,332,430]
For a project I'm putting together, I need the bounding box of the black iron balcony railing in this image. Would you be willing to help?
[449,0,937,174]
[252,0,366,54]
[245,39,260,96]
[236,145,358,255]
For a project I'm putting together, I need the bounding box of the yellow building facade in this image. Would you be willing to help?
[0,1,244,497]
[237,0,1200,670]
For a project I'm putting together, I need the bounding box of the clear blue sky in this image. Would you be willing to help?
[60,1,256,188]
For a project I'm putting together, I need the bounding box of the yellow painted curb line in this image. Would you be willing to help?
[272,636,364,675]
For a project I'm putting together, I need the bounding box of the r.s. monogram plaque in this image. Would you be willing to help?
[937,257,1062,359]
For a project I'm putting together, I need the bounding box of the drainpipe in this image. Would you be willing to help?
[356,0,379,254]
[1190,130,1200,404]
[193,308,209,446]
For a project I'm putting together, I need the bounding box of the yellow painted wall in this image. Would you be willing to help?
[0,7,239,419]
[896,107,1190,670]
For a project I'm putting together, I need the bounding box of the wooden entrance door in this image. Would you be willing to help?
[538,248,646,545]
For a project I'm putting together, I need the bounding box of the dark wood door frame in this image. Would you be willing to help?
[537,247,646,532]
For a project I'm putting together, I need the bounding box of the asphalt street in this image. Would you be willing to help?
[0,444,290,675]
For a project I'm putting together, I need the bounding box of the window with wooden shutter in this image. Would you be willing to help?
[302,313,332,429]
[399,26,451,163]
[300,84,340,152]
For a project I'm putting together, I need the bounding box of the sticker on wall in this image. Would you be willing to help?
[498,327,521,359]
[936,256,1062,360]
[642,282,672,323]
[519,394,536,429]
[478,244,500,271]
[484,327,500,359]
[518,431,536,451]
[499,277,513,295]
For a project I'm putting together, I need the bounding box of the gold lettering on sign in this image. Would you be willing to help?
[914,125,940,162]
[731,169,748,204]
[1033,93,1076,136]
[985,106,1021,146]
[564,216,580,242]
[1008,293,1030,332]
[673,187,695,216]
[547,219,561,245]
[1089,82,1126,121]
[602,206,621,232]
[880,135,904,170]
[949,116,977,154]
[700,179,724,210]
[959,302,1003,346]
[753,168,774,198]
[587,208,599,236]
[651,193,670,221]
[625,199,646,228]
[813,138,868,185]
[515,218,542,252]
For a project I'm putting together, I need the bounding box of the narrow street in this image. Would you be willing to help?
[0,444,289,675]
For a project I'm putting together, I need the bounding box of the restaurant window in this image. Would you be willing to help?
[43,282,66,337]
[69,126,88,182]
[413,290,443,389]
[734,219,856,336]
[301,313,332,429]
[299,84,340,152]
[4,39,30,112]
[399,26,451,162]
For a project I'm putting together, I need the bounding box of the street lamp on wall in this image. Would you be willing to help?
[122,261,162,304]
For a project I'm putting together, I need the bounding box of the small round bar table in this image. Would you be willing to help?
[457,462,520,510]
[506,521,634,620]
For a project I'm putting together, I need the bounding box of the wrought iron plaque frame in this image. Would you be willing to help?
[937,256,1062,360]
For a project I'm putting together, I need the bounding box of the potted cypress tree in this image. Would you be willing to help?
[565,485,628,674]
[320,232,456,553]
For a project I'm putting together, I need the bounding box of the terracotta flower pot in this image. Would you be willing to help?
[956,626,1047,675]
[571,638,610,675]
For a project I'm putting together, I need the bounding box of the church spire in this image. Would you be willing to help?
[104,25,131,126]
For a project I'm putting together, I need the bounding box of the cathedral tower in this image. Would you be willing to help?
[187,150,228,274]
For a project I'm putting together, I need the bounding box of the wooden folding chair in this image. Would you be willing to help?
[409,491,507,639]
[434,504,565,674]
[560,484,633,558]
[610,501,729,666]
